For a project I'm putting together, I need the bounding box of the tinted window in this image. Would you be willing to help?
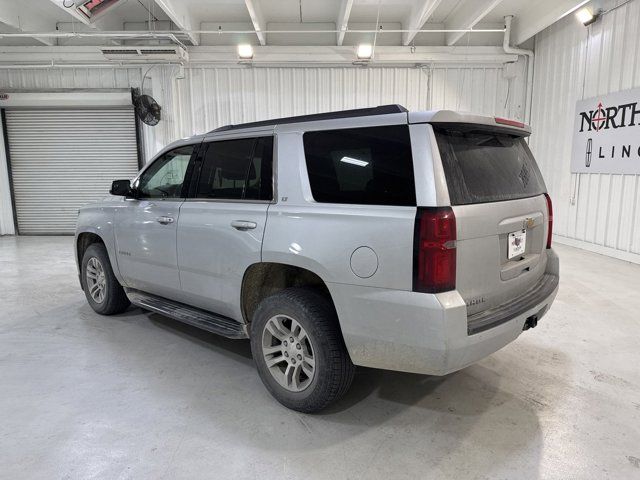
[245,137,273,201]
[137,145,194,198]
[303,125,415,206]
[434,127,546,205]
[196,137,273,200]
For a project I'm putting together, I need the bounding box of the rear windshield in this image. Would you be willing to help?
[434,126,546,205]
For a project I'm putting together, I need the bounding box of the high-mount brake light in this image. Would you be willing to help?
[495,117,525,128]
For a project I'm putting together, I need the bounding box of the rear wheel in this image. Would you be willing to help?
[81,243,130,315]
[250,288,355,413]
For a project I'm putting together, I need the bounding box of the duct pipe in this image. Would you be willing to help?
[0,28,505,40]
[503,15,534,124]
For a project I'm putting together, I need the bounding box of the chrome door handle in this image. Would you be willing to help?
[156,216,175,225]
[231,220,257,231]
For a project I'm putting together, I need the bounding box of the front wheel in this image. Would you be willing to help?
[81,243,130,315]
[250,288,355,413]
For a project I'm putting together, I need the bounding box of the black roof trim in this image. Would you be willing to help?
[209,104,408,133]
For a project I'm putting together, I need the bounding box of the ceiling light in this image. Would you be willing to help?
[341,156,369,167]
[356,44,373,60]
[237,44,254,59]
[575,7,599,26]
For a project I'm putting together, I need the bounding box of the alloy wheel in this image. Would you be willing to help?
[261,314,316,392]
[86,257,106,303]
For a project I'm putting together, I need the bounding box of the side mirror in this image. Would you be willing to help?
[110,179,133,197]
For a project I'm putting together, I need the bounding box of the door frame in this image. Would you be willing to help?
[0,109,18,234]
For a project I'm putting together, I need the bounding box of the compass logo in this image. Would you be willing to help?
[591,102,606,131]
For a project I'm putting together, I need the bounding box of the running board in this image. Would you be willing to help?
[125,289,248,339]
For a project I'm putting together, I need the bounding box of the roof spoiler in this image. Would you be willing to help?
[409,110,531,135]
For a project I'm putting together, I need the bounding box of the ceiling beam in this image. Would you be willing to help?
[403,0,443,46]
[153,0,200,45]
[336,0,354,46]
[445,0,503,46]
[509,0,588,45]
[0,0,55,45]
[245,0,267,46]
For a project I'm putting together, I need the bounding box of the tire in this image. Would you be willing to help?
[250,288,355,413]
[81,243,130,315]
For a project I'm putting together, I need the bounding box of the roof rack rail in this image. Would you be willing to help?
[209,104,408,133]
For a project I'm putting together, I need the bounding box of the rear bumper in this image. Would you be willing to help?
[467,273,558,335]
[329,249,559,376]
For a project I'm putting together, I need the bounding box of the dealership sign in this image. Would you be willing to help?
[572,87,640,174]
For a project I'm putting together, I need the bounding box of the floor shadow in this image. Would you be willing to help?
[322,367,450,414]
[110,306,148,319]
[146,311,253,362]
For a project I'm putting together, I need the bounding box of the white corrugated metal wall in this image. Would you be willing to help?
[0,60,527,235]
[157,63,526,143]
[530,0,640,264]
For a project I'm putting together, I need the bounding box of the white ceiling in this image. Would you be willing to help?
[0,0,591,47]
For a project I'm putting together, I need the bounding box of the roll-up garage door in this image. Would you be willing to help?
[5,108,139,234]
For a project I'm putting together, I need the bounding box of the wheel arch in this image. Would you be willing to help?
[240,262,334,325]
[76,231,106,268]
[75,228,125,288]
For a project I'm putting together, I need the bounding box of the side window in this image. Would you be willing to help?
[245,137,273,201]
[137,145,194,199]
[196,136,273,201]
[303,125,415,206]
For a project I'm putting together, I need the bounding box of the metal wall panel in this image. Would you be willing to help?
[529,0,640,262]
[155,64,525,144]
[5,109,139,234]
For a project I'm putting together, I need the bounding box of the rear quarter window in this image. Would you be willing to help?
[303,125,415,206]
[434,126,546,205]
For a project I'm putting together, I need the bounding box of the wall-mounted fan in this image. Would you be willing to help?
[134,94,161,126]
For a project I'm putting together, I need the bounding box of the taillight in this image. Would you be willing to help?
[544,193,553,249]
[413,207,456,293]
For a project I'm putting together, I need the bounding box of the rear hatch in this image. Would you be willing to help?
[432,123,550,319]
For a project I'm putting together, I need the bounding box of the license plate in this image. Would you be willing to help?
[508,229,527,259]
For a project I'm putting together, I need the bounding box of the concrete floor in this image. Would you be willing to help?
[1,237,639,480]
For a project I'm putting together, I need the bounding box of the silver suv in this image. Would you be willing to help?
[75,105,559,412]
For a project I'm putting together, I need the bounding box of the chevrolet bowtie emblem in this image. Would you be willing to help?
[524,217,535,229]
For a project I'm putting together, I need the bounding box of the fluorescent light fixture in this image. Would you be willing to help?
[237,44,254,59]
[575,7,598,26]
[356,44,373,59]
[341,156,369,167]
